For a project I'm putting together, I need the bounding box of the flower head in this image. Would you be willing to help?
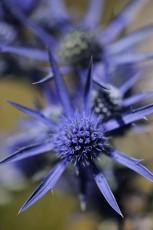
[58,27,102,67]
[53,113,107,166]
[1,0,153,84]
[92,77,153,123]
[1,50,153,216]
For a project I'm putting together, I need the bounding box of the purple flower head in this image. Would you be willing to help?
[53,113,107,166]
[1,50,153,216]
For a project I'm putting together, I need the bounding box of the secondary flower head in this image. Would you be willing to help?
[1,50,153,216]
[92,84,123,119]
[1,0,153,83]
[92,71,153,122]
[58,27,102,67]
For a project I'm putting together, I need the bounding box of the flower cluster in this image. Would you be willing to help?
[1,0,153,218]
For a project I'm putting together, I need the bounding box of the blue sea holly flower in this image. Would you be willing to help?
[2,0,153,82]
[1,52,153,216]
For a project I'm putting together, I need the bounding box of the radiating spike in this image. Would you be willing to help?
[108,53,153,65]
[101,0,148,44]
[0,44,48,60]
[84,57,93,114]
[9,7,56,46]
[33,72,54,85]
[107,24,153,55]
[107,148,153,182]
[119,72,140,95]
[123,91,153,107]
[19,160,67,213]
[7,101,56,128]
[48,48,72,116]
[92,163,123,216]
[83,0,104,28]
[104,103,153,132]
[48,0,70,21]
[0,142,53,164]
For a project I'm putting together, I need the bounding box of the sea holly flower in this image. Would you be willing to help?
[1,0,153,83]
[1,51,153,216]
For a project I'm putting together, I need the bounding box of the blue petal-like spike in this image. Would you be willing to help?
[108,149,153,182]
[48,48,73,116]
[123,91,153,107]
[84,57,93,114]
[19,160,67,213]
[101,0,147,44]
[10,8,56,47]
[107,24,153,55]
[0,142,53,164]
[33,72,54,85]
[33,66,72,85]
[108,53,153,65]
[93,170,123,216]
[0,44,48,61]
[93,78,110,91]
[83,0,104,29]
[104,103,153,132]
[48,0,70,22]
[7,101,56,129]
[119,72,140,95]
